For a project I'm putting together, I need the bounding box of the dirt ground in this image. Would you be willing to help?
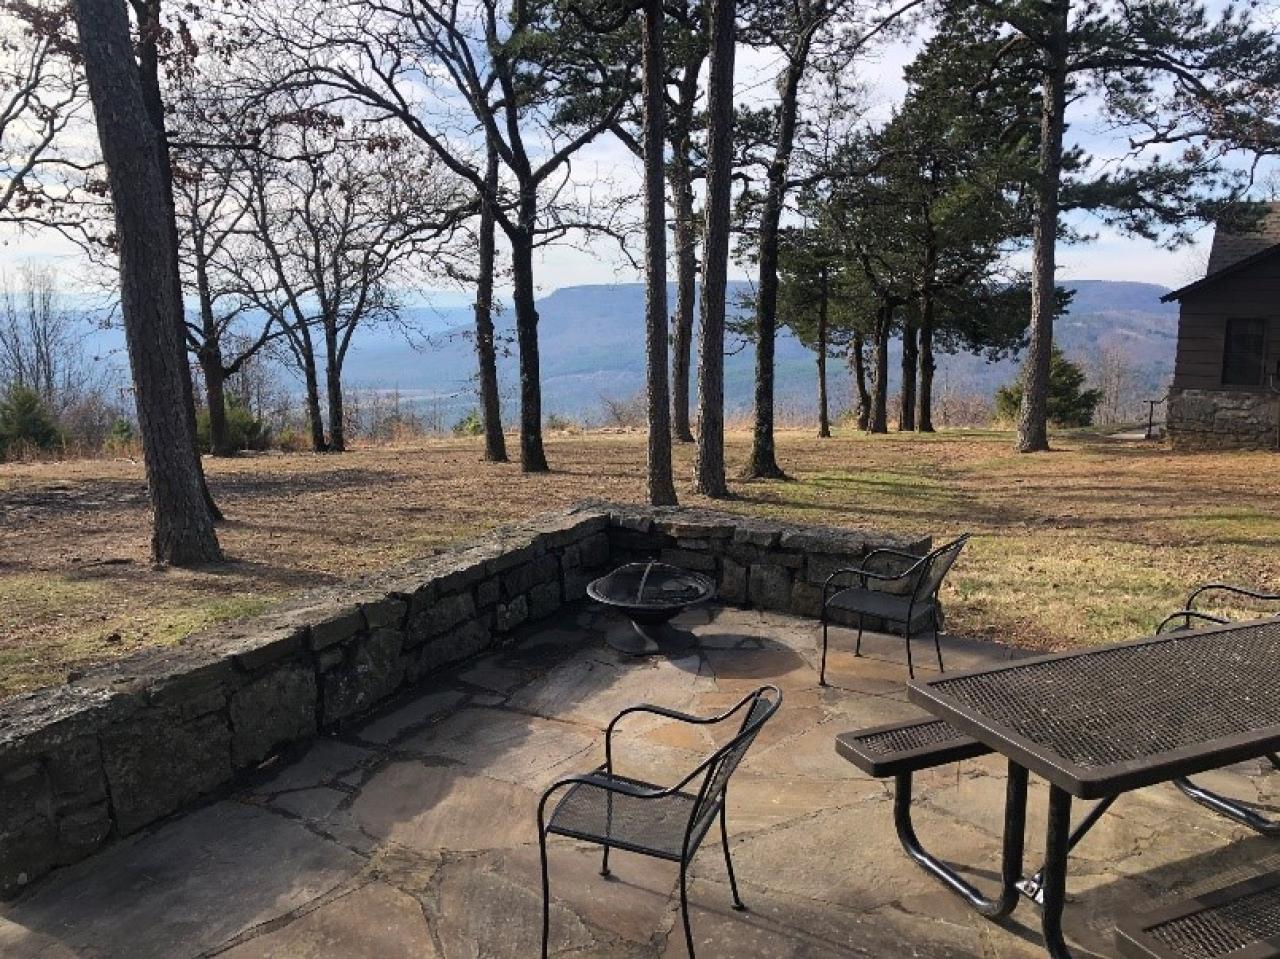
[2,427,1278,700]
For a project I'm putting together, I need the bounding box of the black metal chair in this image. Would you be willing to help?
[1158,581,1280,634]
[537,685,782,958]
[1157,583,1280,834]
[819,533,970,683]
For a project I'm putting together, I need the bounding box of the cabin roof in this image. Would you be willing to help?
[1162,203,1280,303]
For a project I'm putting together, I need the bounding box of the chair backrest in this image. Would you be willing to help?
[685,686,782,851]
[912,534,970,605]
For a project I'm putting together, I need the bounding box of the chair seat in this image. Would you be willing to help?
[827,587,936,629]
[546,774,719,861]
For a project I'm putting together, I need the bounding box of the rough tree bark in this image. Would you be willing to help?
[194,254,234,457]
[669,152,698,445]
[302,351,326,452]
[869,305,892,433]
[917,298,936,432]
[1017,0,1069,454]
[474,143,507,462]
[324,324,346,452]
[816,266,831,438]
[850,332,870,431]
[694,0,736,498]
[899,318,917,431]
[746,36,811,480]
[667,41,704,445]
[130,0,222,519]
[75,0,221,564]
[641,0,677,505]
[510,207,549,472]
[197,343,231,456]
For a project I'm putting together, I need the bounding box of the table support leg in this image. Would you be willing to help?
[1018,794,1118,904]
[894,761,1028,920]
[1173,776,1280,836]
[1042,785,1075,959]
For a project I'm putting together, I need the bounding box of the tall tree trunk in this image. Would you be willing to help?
[869,306,892,434]
[324,324,345,452]
[195,257,234,457]
[1017,1,1069,454]
[302,350,326,453]
[199,346,231,457]
[851,332,870,431]
[917,294,936,432]
[899,317,918,431]
[474,143,507,462]
[509,213,549,472]
[746,50,808,480]
[816,269,830,438]
[131,0,222,520]
[641,0,676,506]
[669,155,697,444]
[694,0,736,498]
[667,33,704,446]
[75,0,221,564]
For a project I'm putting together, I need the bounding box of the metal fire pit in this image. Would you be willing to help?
[587,561,715,656]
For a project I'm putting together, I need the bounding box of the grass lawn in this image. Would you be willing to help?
[1,427,1277,700]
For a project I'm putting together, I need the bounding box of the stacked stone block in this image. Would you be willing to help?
[0,504,925,897]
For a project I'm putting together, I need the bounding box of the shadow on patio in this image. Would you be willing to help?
[1,603,1274,958]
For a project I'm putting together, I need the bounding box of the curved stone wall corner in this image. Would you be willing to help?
[0,503,926,897]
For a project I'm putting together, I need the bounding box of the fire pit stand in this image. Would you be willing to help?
[587,561,715,656]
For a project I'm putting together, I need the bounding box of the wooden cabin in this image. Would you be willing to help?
[1162,203,1280,451]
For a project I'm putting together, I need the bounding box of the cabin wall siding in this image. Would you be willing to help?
[1168,248,1280,450]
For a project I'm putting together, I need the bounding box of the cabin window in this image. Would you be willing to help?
[1221,318,1267,386]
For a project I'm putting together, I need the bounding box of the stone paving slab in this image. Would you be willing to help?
[2,602,1276,957]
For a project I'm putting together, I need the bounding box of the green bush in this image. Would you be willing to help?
[452,409,485,436]
[109,418,134,443]
[0,386,62,457]
[995,347,1102,428]
[197,396,268,453]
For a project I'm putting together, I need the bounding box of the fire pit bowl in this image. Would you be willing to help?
[587,561,715,656]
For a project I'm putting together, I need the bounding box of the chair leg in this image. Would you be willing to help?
[680,859,696,958]
[600,845,610,877]
[540,828,552,959]
[904,623,915,679]
[819,613,829,686]
[854,611,864,657]
[720,804,745,911]
[933,627,945,674]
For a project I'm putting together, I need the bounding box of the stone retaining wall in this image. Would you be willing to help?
[0,504,927,897]
[1168,388,1280,451]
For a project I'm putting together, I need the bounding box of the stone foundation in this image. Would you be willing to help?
[1168,387,1280,451]
[0,503,928,897]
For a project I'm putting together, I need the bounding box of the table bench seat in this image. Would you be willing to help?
[1117,873,1280,959]
[836,717,993,778]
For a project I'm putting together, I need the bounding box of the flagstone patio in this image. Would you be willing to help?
[2,603,1277,958]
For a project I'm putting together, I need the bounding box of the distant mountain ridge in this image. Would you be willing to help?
[72,279,1178,424]
[343,279,1177,423]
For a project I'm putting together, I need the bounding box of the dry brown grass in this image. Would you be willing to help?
[2,427,1277,701]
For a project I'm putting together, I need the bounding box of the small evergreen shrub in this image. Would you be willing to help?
[995,347,1102,428]
[452,409,485,436]
[0,386,62,458]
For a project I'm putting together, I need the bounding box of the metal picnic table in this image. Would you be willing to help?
[904,616,1280,958]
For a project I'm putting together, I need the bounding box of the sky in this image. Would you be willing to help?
[2,23,1272,302]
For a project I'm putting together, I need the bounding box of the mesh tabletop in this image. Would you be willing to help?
[910,618,1280,798]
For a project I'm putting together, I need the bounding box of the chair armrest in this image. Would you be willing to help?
[1186,582,1280,611]
[603,692,762,773]
[1157,609,1231,634]
[823,548,925,595]
[537,773,671,829]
